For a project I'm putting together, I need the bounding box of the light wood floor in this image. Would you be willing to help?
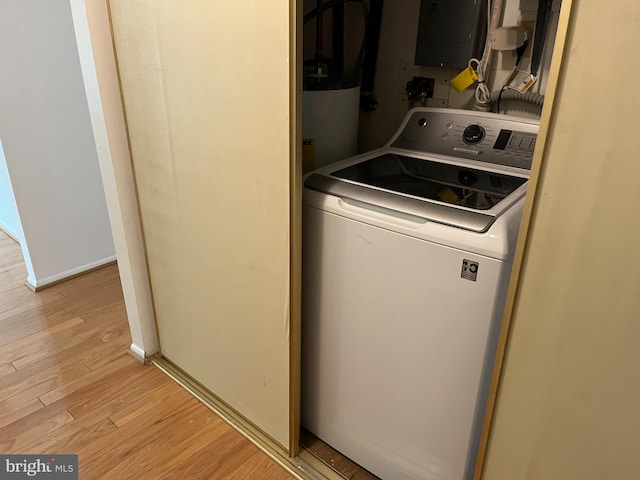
[0,231,293,479]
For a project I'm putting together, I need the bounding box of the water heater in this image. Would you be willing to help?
[302,74,360,172]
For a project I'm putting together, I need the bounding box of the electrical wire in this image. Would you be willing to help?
[303,0,368,77]
[469,0,493,109]
[497,85,507,114]
[469,57,491,108]
[470,0,505,110]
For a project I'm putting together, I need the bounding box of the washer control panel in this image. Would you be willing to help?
[390,109,539,170]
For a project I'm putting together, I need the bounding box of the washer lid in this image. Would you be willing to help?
[304,153,527,232]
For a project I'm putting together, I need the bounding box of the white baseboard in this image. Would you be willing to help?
[0,222,20,243]
[25,277,37,291]
[29,255,117,290]
[128,343,146,363]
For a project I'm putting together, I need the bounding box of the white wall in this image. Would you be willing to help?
[0,139,20,239]
[0,0,115,288]
[0,138,36,283]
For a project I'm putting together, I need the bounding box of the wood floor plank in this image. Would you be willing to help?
[38,418,118,455]
[8,375,186,454]
[9,395,146,455]
[38,355,142,406]
[8,335,114,380]
[153,435,232,480]
[0,361,91,403]
[54,270,120,298]
[65,374,170,423]
[0,316,85,361]
[76,299,126,326]
[0,389,63,429]
[0,302,71,336]
[94,405,226,479]
[79,401,206,479]
[0,399,70,443]
[0,397,44,429]
[96,323,130,343]
[0,290,67,324]
[0,362,16,376]
[61,361,168,419]
[123,417,230,480]
[157,428,259,480]
[0,266,25,286]
[107,379,191,427]
[191,430,261,480]
[0,307,73,348]
[222,450,291,480]
[60,282,126,316]
[0,410,75,453]
[81,334,132,371]
[10,315,127,370]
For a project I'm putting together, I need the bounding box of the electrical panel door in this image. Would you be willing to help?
[415,0,487,69]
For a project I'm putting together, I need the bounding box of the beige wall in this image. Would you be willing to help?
[109,1,293,448]
[483,1,640,478]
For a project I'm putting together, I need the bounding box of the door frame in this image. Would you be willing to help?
[70,0,158,360]
[289,0,303,457]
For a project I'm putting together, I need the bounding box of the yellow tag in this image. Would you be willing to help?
[302,138,315,174]
[451,67,479,93]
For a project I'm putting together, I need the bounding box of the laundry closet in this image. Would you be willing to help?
[84,2,640,480]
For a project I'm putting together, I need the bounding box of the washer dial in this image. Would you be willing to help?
[462,124,486,145]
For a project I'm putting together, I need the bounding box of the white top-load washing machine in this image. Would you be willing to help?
[301,108,539,480]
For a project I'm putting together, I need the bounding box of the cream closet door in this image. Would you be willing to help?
[481,1,640,478]
[109,1,294,448]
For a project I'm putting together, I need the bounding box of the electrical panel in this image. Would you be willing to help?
[415,0,487,69]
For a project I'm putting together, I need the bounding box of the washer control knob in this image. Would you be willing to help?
[463,124,486,145]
